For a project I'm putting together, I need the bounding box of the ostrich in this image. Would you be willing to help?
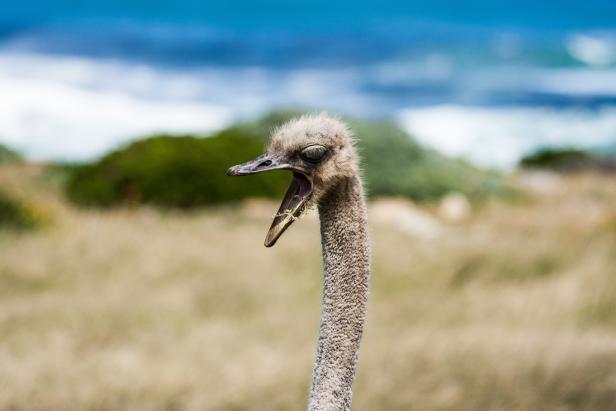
[227,113,370,411]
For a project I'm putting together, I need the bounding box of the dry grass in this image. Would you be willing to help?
[0,165,615,411]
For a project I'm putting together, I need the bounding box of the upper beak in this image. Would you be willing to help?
[226,154,289,176]
[227,154,313,248]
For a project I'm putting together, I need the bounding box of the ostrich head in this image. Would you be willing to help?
[227,113,359,247]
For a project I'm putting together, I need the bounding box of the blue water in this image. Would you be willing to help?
[2,1,616,108]
[4,0,616,29]
[0,1,615,164]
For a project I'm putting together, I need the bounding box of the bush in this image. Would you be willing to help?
[65,112,510,208]
[520,148,592,170]
[352,119,508,202]
[0,143,21,163]
[66,131,289,208]
[519,148,616,173]
[0,191,41,230]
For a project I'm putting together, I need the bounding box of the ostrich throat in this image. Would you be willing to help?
[310,175,370,411]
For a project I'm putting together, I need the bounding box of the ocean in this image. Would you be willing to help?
[1,1,615,167]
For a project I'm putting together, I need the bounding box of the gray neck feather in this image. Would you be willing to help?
[309,175,371,411]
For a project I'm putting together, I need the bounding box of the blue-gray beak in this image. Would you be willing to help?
[226,154,289,176]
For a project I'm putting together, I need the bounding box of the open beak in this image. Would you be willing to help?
[227,154,313,247]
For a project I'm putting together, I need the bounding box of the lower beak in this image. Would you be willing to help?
[227,155,313,247]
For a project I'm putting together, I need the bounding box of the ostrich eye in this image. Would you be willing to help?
[300,144,328,163]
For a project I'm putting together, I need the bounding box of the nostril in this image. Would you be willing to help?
[258,160,272,167]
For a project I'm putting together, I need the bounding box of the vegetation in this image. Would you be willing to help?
[1,164,615,411]
[66,133,288,208]
[0,190,42,230]
[352,119,508,201]
[520,147,616,172]
[0,143,21,164]
[66,112,510,208]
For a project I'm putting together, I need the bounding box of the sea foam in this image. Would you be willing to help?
[0,52,232,160]
[1,50,615,167]
[398,105,616,169]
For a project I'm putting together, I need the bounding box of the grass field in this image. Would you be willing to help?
[1,164,615,411]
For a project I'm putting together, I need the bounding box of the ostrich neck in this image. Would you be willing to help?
[309,175,371,411]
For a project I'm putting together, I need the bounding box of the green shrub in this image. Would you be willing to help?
[65,112,510,208]
[352,119,508,202]
[520,148,599,172]
[66,132,289,208]
[0,191,41,230]
[0,143,21,163]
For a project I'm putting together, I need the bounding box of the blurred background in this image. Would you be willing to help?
[1,1,615,410]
